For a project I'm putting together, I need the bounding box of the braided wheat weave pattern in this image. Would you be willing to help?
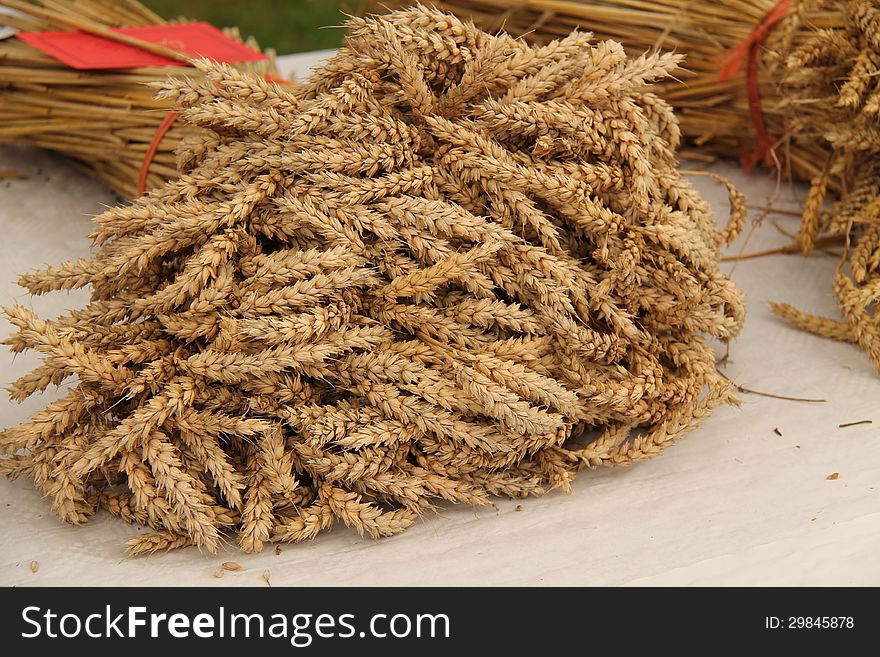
[1,6,745,555]
[776,0,880,370]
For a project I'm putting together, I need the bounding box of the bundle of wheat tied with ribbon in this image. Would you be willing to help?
[383,0,880,373]
[0,6,746,555]
[0,0,282,198]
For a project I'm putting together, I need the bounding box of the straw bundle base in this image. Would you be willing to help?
[0,0,279,198]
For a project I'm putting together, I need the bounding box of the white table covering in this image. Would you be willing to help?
[0,52,877,587]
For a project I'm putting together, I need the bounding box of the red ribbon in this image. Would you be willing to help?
[137,110,180,196]
[717,0,792,169]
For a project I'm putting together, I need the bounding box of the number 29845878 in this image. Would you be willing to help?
[765,617,854,630]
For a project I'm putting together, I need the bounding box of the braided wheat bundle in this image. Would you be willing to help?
[1,6,745,556]
[771,2,880,369]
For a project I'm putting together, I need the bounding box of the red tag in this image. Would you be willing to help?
[16,22,267,70]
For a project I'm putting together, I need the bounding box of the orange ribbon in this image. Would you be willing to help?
[138,72,293,196]
[137,110,180,196]
[717,0,792,169]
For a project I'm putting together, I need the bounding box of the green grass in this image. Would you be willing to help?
[142,0,361,54]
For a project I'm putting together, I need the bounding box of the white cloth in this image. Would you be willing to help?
[0,52,877,586]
